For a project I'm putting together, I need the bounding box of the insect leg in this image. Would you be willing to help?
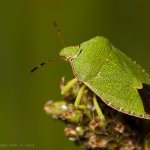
[77,105,92,120]
[61,78,78,95]
[93,94,105,121]
[74,84,86,108]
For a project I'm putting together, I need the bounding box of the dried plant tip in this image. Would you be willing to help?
[89,117,105,131]
[64,125,78,141]
[64,125,86,141]
[88,135,108,149]
[61,109,82,123]
[106,121,126,136]
[114,122,125,134]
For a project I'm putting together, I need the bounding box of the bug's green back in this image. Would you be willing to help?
[71,37,112,81]
[71,36,150,119]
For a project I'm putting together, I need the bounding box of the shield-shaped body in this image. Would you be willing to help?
[60,36,150,119]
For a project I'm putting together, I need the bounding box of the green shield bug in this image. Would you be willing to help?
[32,36,150,120]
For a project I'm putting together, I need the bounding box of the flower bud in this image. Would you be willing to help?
[44,101,69,119]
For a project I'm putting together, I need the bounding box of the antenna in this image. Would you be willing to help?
[30,57,60,73]
[53,22,66,47]
[31,22,65,73]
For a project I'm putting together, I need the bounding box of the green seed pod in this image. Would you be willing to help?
[44,101,69,119]
[76,126,85,136]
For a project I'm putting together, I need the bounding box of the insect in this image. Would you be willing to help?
[32,34,150,120]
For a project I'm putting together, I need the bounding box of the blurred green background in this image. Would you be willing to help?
[1,0,150,149]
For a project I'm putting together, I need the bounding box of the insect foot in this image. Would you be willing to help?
[44,78,150,150]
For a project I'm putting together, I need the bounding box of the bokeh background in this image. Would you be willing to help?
[1,0,150,150]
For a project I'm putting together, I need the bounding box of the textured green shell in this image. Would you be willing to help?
[60,36,150,119]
